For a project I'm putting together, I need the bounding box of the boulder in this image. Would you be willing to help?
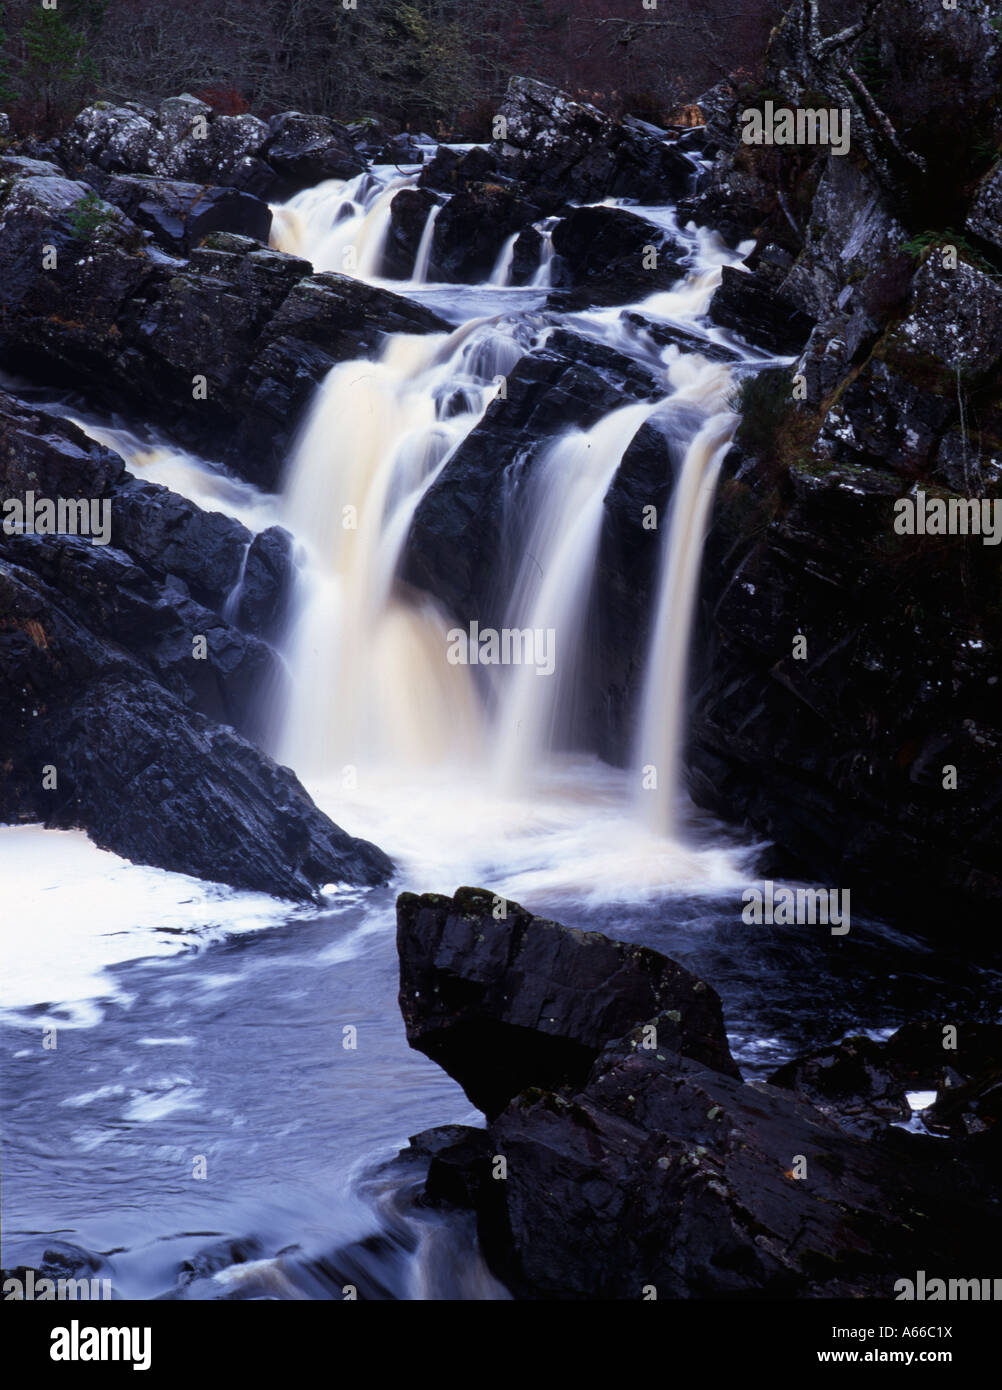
[382,186,440,280]
[708,265,816,355]
[429,184,547,284]
[102,174,272,252]
[0,392,388,899]
[62,97,367,202]
[549,204,688,305]
[397,890,1001,1299]
[264,111,366,193]
[491,77,695,203]
[397,886,739,1119]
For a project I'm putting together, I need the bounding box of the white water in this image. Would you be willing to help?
[266,160,760,889]
[493,399,660,784]
[412,202,442,284]
[488,232,519,287]
[635,408,738,836]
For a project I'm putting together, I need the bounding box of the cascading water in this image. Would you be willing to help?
[411,202,442,284]
[269,164,755,854]
[634,405,738,836]
[492,398,661,786]
[7,143,964,1308]
[270,169,421,278]
[488,232,519,287]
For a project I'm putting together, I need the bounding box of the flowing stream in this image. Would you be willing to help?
[4,154,996,1300]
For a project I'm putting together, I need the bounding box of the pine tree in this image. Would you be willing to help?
[21,5,93,123]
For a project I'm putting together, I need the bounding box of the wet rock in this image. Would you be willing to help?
[708,265,815,355]
[237,525,297,642]
[0,393,389,898]
[396,886,739,1119]
[383,186,440,280]
[770,1022,1002,1140]
[403,329,664,628]
[418,145,496,195]
[397,890,1001,1299]
[619,311,742,364]
[264,111,366,194]
[429,184,546,284]
[492,77,694,203]
[0,168,448,488]
[548,205,688,305]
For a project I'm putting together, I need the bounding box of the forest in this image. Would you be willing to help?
[0,0,782,133]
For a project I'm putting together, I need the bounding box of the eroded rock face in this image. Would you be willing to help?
[397,890,1001,1299]
[0,392,390,900]
[402,328,665,631]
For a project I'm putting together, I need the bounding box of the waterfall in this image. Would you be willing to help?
[411,203,442,284]
[267,152,758,854]
[531,219,557,287]
[271,171,419,277]
[488,233,519,287]
[492,400,659,787]
[278,318,525,777]
[634,404,738,836]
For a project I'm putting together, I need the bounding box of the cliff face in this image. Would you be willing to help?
[686,0,1002,924]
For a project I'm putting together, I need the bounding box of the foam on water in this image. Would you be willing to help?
[0,826,322,1026]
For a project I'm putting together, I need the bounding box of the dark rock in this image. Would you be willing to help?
[264,111,366,194]
[397,890,1002,1299]
[418,144,496,194]
[510,227,543,286]
[771,1022,1002,1140]
[102,174,272,253]
[421,1126,495,1208]
[548,205,688,305]
[968,159,1002,255]
[0,169,448,488]
[403,329,664,628]
[619,311,742,364]
[396,886,739,1119]
[429,184,545,284]
[492,77,694,203]
[383,186,440,280]
[0,392,390,899]
[708,265,816,354]
[237,525,296,641]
